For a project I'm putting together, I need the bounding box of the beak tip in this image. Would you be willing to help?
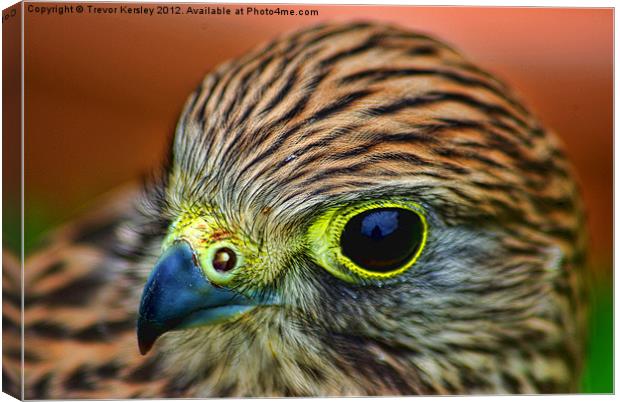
[137,318,162,356]
[138,343,151,356]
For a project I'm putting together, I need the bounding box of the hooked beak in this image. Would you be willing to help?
[137,241,260,355]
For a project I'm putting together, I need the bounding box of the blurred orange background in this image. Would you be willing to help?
[18,4,612,273]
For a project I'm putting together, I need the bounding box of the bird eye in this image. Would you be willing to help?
[307,201,428,282]
[340,208,425,273]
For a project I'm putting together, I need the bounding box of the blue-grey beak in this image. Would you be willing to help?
[137,241,257,355]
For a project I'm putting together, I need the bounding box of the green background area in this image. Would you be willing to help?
[4,203,613,393]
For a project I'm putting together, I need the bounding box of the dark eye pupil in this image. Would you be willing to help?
[340,208,424,272]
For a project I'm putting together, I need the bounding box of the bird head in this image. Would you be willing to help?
[133,22,585,395]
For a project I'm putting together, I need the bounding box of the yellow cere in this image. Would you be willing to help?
[162,207,246,285]
[306,199,428,283]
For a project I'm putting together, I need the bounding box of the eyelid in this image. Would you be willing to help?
[306,200,428,283]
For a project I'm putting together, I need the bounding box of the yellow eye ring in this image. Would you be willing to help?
[307,200,428,283]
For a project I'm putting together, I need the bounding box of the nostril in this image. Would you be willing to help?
[212,247,237,273]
